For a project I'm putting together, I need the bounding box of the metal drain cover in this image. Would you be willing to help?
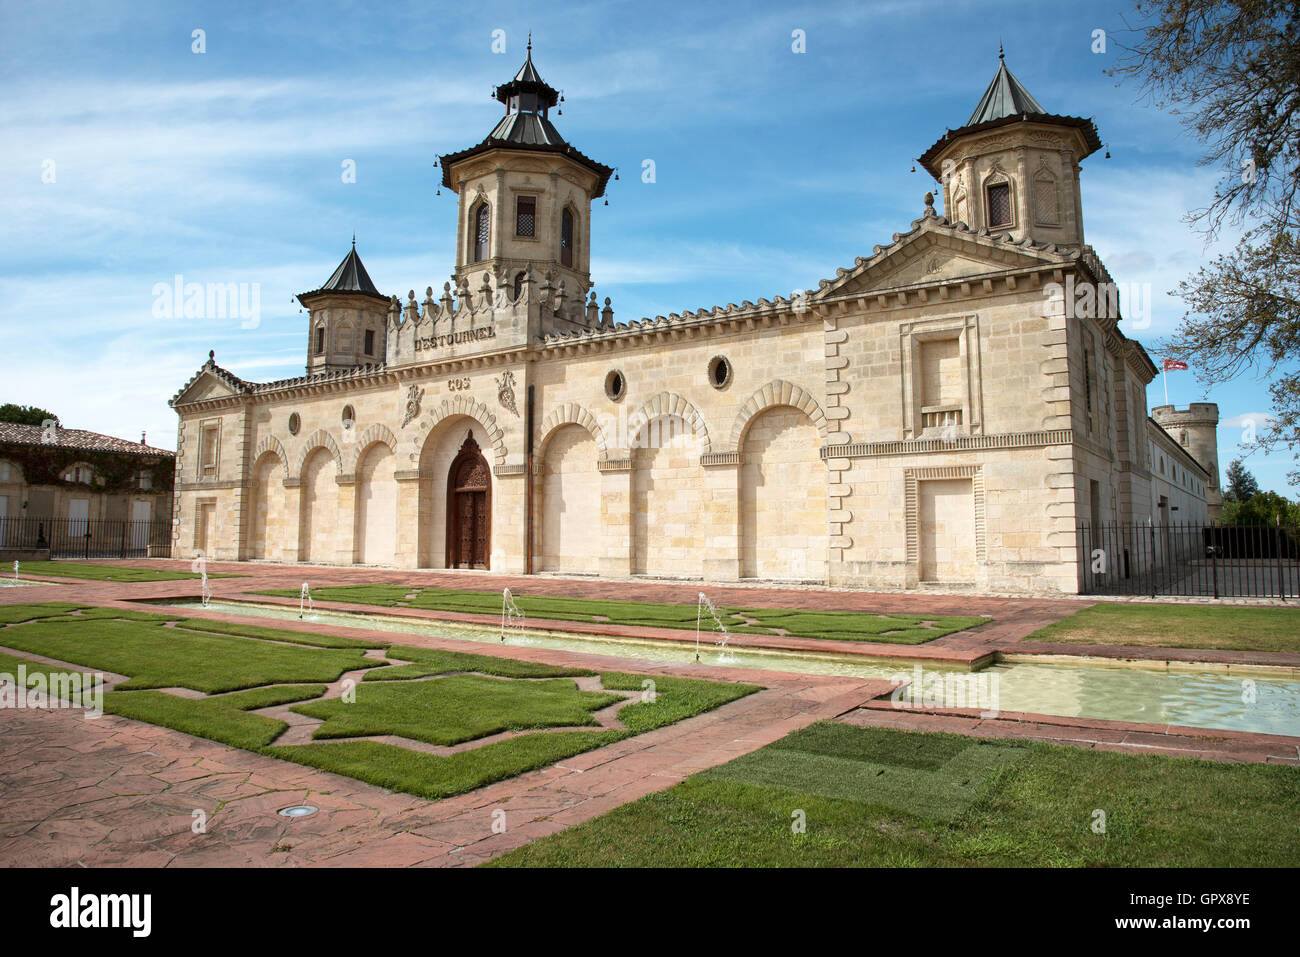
[278,805,318,819]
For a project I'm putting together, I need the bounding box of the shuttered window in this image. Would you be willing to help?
[987,183,1011,227]
[474,203,490,262]
[516,196,535,237]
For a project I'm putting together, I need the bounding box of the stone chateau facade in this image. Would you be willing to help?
[170,49,1220,594]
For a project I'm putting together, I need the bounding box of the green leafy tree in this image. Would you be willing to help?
[0,404,59,427]
[1111,1,1300,483]
[1223,457,1261,502]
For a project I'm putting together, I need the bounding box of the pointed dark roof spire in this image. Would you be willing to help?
[917,57,1101,178]
[966,55,1046,126]
[439,41,613,197]
[297,242,387,304]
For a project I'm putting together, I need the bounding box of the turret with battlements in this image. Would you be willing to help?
[1152,402,1222,519]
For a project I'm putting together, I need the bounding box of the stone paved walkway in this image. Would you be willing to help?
[2,559,1297,867]
[0,664,884,867]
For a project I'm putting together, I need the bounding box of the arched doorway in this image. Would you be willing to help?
[446,431,490,569]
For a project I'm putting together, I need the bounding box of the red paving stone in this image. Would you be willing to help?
[2,559,1298,867]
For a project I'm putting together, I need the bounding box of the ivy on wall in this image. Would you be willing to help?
[0,444,175,495]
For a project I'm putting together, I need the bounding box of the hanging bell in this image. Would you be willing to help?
[614,172,619,181]
[436,189,441,196]
[603,199,609,206]
[1105,150,1111,159]
[910,162,916,173]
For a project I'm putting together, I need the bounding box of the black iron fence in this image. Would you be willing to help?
[0,516,172,560]
[1078,521,1300,598]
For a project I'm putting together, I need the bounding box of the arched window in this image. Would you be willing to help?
[315,325,325,355]
[473,203,490,262]
[512,271,525,302]
[560,208,574,267]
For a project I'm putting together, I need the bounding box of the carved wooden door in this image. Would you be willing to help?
[447,431,490,569]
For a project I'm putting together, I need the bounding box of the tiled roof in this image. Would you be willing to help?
[170,351,388,406]
[967,58,1046,125]
[439,46,612,196]
[0,421,174,458]
[298,243,388,303]
[918,58,1101,177]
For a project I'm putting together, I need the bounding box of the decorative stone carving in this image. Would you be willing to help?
[401,384,425,429]
[496,369,519,416]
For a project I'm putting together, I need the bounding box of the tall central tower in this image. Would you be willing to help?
[439,41,613,311]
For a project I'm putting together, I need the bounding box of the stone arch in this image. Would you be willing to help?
[407,396,507,468]
[251,435,288,477]
[728,380,828,452]
[292,430,343,480]
[628,391,711,454]
[347,423,399,472]
[537,403,609,462]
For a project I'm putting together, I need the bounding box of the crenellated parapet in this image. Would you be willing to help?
[385,265,610,367]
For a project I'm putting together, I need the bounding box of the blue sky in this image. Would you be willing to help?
[1,0,1292,492]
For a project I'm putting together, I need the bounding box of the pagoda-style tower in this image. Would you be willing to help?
[297,240,390,374]
[919,52,1102,249]
[439,40,612,319]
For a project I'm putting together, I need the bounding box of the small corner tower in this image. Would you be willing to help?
[297,240,391,374]
[1152,403,1223,520]
[438,39,613,320]
[919,50,1102,249]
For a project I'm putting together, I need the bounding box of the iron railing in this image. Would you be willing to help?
[1078,521,1300,598]
[0,516,172,560]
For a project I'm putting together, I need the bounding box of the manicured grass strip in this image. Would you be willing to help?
[489,722,1300,868]
[255,585,988,644]
[271,731,625,801]
[731,609,989,644]
[598,672,761,733]
[0,617,376,694]
[0,602,84,624]
[175,618,387,649]
[368,644,592,680]
[103,690,288,750]
[210,684,329,710]
[291,674,622,746]
[15,561,241,582]
[705,724,1025,822]
[30,606,183,623]
[1028,602,1300,654]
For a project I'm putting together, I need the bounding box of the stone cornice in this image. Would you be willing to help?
[820,429,1074,460]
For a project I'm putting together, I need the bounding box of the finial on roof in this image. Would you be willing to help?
[999,39,1004,61]
[352,233,356,249]
[924,191,935,215]
[527,31,532,53]
[208,349,215,362]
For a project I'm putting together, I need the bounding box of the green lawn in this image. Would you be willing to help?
[489,721,1300,868]
[0,602,760,802]
[1027,602,1300,653]
[256,584,988,645]
[14,561,241,582]
[292,674,623,746]
[0,613,373,693]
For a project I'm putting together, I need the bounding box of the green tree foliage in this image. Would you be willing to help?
[0,404,59,427]
[1112,1,1300,483]
[1224,457,1262,501]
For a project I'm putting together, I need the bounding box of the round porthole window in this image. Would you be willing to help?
[288,412,301,435]
[708,356,732,390]
[605,369,626,402]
